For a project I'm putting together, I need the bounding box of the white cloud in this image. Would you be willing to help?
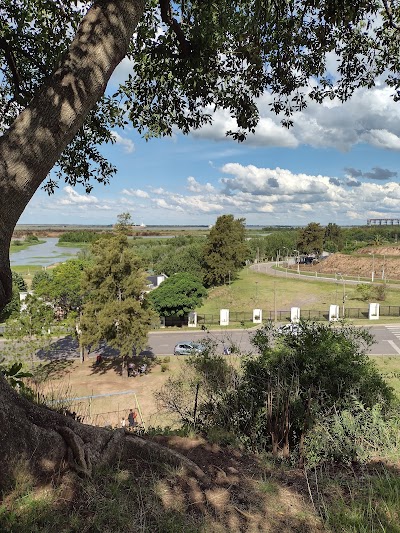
[189,85,400,152]
[362,129,400,150]
[122,188,150,198]
[111,131,135,153]
[59,186,99,205]
[187,177,215,193]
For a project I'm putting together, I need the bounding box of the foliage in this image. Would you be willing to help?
[58,231,101,244]
[248,230,297,261]
[202,215,249,287]
[2,294,56,372]
[305,401,400,467]
[324,222,344,252]
[31,270,52,291]
[114,212,134,235]
[33,259,88,317]
[356,283,387,302]
[154,241,205,279]
[1,1,400,192]
[297,222,324,255]
[80,234,156,357]
[11,271,27,292]
[0,283,20,322]
[156,339,237,427]
[149,272,207,317]
[0,360,32,391]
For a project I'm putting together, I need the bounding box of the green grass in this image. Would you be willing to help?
[10,240,45,254]
[56,242,89,248]
[196,267,400,318]
[317,466,400,533]
[371,355,400,397]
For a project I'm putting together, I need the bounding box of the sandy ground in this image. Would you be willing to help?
[294,249,400,280]
[37,356,183,429]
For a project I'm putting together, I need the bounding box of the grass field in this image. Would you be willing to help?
[196,267,400,315]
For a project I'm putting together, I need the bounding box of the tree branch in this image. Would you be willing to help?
[382,0,400,31]
[159,0,191,57]
[0,37,22,99]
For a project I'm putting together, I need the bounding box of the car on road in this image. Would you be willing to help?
[173,342,205,355]
[277,323,302,336]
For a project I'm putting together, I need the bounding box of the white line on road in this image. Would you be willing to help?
[387,340,400,354]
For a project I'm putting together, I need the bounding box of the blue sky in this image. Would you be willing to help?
[21,58,400,227]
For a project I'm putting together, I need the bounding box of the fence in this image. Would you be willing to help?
[49,389,145,429]
[192,306,400,326]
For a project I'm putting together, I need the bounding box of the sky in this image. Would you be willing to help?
[20,57,400,228]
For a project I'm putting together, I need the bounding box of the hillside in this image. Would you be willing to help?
[295,248,400,280]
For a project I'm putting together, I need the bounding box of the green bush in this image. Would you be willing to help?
[161,363,169,372]
[163,356,170,363]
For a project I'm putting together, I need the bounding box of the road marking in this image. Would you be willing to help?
[387,340,400,355]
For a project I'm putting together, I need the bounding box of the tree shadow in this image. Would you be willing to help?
[32,358,75,383]
[89,343,156,376]
[36,335,79,361]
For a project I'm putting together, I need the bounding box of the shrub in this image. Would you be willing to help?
[305,402,400,467]
[161,363,169,372]
[163,356,170,363]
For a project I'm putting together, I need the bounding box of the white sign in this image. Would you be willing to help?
[329,305,340,321]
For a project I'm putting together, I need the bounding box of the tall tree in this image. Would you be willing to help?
[202,215,248,287]
[324,222,344,252]
[297,222,325,255]
[2,0,400,490]
[80,234,156,361]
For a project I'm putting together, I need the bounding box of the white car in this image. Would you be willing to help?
[277,323,302,336]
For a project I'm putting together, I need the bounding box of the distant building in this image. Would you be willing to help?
[146,273,168,291]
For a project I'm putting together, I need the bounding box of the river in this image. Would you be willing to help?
[10,238,82,267]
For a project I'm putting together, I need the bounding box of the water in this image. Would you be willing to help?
[10,238,82,267]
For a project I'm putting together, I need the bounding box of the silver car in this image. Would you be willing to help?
[173,342,204,355]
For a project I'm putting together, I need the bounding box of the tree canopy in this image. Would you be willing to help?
[1,1,400,309]
[202,215,249,287]
[149,272,207,317]
[80,234,156,357]
[297,222,325,255]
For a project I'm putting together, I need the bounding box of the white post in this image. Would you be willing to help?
[220,309,229,326]
[253,309,262,324]
[290,307,300,323]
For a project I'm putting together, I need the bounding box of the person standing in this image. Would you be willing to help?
[128,409,135,429]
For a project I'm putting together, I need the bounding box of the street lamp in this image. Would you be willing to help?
[336,272,346,319]
[293,249,300,274]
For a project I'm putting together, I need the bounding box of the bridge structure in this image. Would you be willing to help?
[367,218,400,226]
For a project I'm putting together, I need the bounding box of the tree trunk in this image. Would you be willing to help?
[0,373,207,492]
[0,0,156,490]
[0,0,145,312]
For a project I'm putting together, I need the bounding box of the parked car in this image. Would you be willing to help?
[277,323,302,336]
[173,342,205,355]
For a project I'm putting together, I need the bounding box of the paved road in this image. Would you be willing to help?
[1,324,400,359]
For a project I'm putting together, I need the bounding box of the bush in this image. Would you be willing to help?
[305,402,400,467]
[163,356,170,363]
[161,363,169,372]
